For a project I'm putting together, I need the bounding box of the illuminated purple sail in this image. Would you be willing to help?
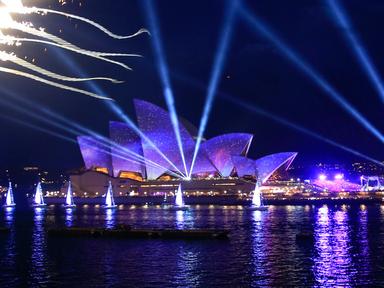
[232,156,256,177]
[109,121,145,177]
[75,99,298,182]
[254,152,297,184]
[203,133,253,177]
[134,99,195,179]
[77,136,112,174]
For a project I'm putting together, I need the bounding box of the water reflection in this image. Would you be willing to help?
[251,211,268,286]
[4,207,15,225]
[65,208,74,227]
[105,208,116,228]
[175,210,195,229]
[176,210,184,229]
[0,206,16,286]
[174,245,201,286]
[313,205,355,287]
[356,205,371,284]
[30,207,48,285]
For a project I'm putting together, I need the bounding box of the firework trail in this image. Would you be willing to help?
[0,66,112,100]
[0,0,148,100]
[0,51,123,83]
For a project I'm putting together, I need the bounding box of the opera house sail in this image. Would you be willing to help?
[72,99,297,197]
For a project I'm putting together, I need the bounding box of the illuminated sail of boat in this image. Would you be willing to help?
[64,181,75,208]
[4,182,15,207]
[104,181,117,208]
[33,182,46,207]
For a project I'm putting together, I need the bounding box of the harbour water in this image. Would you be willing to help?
[0,203,383,287]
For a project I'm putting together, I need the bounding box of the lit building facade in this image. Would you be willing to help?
[68,99,298,197]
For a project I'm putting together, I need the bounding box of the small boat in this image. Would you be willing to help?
[103,181,117,209]
[48,226,230,240]
[164,184,190,210]
[33,182,47,208]
[3,182,15,208]
[247,182,268,211]
[64,181,75,208]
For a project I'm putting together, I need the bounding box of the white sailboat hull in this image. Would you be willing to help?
[33,204,47,208]
[247,205,268,211]
[102,205,117,209]
[163,205,190,211]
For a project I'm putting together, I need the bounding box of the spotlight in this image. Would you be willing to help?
[172,73,384,167]
[143,0,188,176]
[239,4,384,143]
[190,0,239,177]
[52,47,186,177]
[327,0,384,103]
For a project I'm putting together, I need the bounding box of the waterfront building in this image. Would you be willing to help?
[63,99,297,197]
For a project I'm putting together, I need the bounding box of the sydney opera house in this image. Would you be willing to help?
[67,99,297,197]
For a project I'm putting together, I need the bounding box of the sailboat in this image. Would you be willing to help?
[248,182,268,211]
[64,181,76,208]
[163,184,189,210]
[33,182,47,207]
[173,184,189,210]
[103,181,117,209]
[3,182,15,208]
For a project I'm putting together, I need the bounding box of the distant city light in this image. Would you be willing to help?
[319,174,327,181]
[334,173,344,180]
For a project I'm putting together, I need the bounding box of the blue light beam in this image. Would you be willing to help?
[189,0,239,177]
[52,48,187,178]
[0,88,177,176]
[224,93,384,167]
[172,73,384,167]
[239,4,384,143]
[143,0,189,177]
[327,0,384,103]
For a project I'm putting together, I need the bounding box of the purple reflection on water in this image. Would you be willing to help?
[174,245,201,286]
[251,210,269,286]
[175,210,184,229]
[105,209,116,229]
[313,205,356,287]
[31,208,48,285]
[4,207,14,224]
[65,208,74,227]
[356,205,371,284]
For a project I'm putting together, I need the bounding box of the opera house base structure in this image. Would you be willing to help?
[61,99,298,204]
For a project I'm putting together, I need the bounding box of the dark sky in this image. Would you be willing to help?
[1,0,384,170]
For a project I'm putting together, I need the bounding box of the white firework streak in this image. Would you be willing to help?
[26,7,150,39]
[13,23,142,57]
[1,36,139,71]
[0,66,113,100]
[0,0,148,100]
[0,51,123,83]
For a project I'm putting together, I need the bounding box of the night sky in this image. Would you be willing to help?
[1,0,384,171]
